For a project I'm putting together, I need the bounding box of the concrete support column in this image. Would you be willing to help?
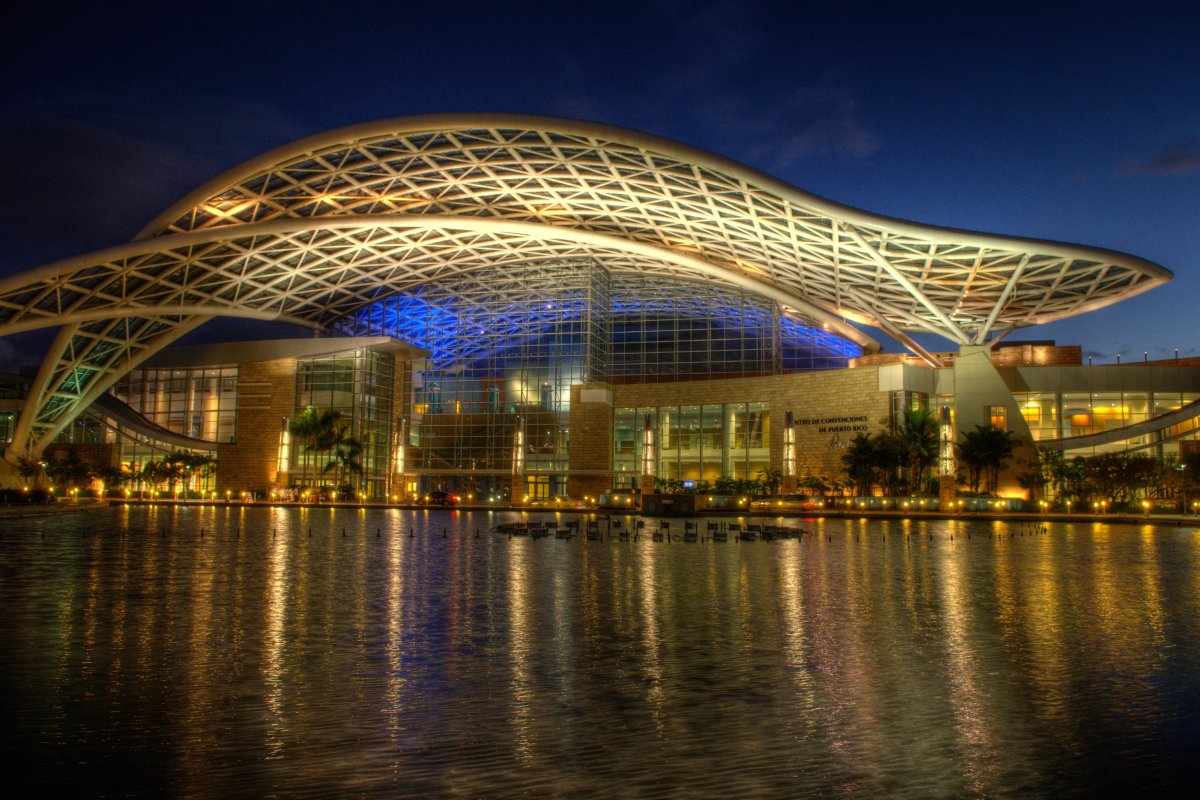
[952,345,1037,497]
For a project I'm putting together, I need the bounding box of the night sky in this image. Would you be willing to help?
[1,1,1197,368]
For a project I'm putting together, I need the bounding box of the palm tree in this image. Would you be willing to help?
[289,406,350,487]
[842,433,877,496]
[757,467,783,495]
[957,425,1017,494]
[957,433,986,493]
[802,474,831,497]
[873,434,906,496]
[896,407,939,494]
[323,427,364,498]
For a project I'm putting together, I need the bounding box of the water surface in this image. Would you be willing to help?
[2,507,1199,797]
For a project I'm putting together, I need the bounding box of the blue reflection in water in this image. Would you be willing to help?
[2,508,1199,797]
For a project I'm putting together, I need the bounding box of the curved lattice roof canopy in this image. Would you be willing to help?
[0,113,1171,458]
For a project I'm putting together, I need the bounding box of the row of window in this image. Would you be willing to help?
[614,403,770,483]
[112,367,239,443]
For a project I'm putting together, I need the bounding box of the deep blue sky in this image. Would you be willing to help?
[1,1,1197,367]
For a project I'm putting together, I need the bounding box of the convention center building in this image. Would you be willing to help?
[1,115,1195,502]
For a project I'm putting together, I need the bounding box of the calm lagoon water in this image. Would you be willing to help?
[2,506,1200,798]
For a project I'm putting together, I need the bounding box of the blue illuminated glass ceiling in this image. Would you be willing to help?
[337,262,861,378]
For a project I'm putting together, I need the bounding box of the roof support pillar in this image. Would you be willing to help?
[974,255,1030,344]
[841,225,970,345]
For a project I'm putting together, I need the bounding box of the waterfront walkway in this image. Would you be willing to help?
[100,498,1200,527]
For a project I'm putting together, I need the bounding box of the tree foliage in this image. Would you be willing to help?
[896,408,939,491]
[289,406,364,497]
[956,425,1016,494]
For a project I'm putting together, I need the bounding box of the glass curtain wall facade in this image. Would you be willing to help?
[613,402,770,487]
[338,261,859,497]
[1015,390,1200,457]
[112,367,239,442]
[100,367,238,493]
[290,348,395,499]
[610,285,858,380]
[341,261,612,500]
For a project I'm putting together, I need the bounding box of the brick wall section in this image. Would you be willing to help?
[991,344,1081,367]
[216,358,296,495]
[854,344,1084,369]
[851,353,944,368]
[612,367,887,482]
[567,383,614,498]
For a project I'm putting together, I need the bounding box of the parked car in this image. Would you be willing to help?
[420,490,458,507]
[598,490,639,509]
[750,494,820,512]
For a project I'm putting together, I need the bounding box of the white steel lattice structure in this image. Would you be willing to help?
[0,113,1171,463]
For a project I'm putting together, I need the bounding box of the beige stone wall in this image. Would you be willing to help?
[567,383,614,499]
[216,358,296,495]
[854,344,1083,370]
[612,367,888,482]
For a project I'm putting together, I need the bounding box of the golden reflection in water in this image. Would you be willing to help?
[901,517,924,631]
[263,509,293,759]
[552,558,575,712]
[935,533,998,793]
[78,532,103,688]
[806,519,881,791]
[994,520,1071,726]
[578,539,601,654]
[637,543,665,737]
[777,541,815,739]
[134,506,165,688]
[1089,524,1124,654]
[385,512,407,743]
[1136,524,1166,659]
[1087,523,1167,732]
[175,508,223,785]
[610,543,636,659]
[507,542,534,765]
[109,517,129,664]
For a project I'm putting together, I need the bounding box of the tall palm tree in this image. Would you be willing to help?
[289,407,346,453]
[873,434,906,496]
[957,425,1017,494]
[842,432,877,496]
[897,407,939,493]
[323,426,364,497]
[288,406,349,485]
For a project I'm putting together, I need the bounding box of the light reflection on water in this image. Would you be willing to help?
[3,508,1200,797]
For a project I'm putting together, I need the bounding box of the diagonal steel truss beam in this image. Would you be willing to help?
[0,216,877,351]
[8,315,212,459]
